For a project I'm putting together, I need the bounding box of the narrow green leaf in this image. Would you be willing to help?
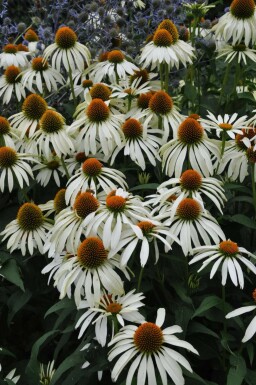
[7,290,32,324]
[192,296,222,318]
[44,297,75,318]
[0,259,25,291]
[231,214,256,230]
[25,330,59,384]
[50,351,84,385]
[188,321,219,339]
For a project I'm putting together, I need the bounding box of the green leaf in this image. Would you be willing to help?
[44,297,75,318]
[224,183,252,194]
[50,351,84,385]
[231,214,256,230]
[230,196,253,204]
[188,321,219,339]
[192,296,222,318]
[25,330,59,384]
[227,355,247,385]
[7,289,32,324]
[237,92,256,102]
[129,183,159,192]
[0,259,25,291]
[246,343,254,366]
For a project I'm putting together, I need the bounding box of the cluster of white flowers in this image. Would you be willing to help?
[1,12,256,384]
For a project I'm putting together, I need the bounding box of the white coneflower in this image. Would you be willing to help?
[9,93,48,138]
[0,202,52,255]
[217,43,256,64]
[0,146,35,192]
[108,308,199,385]
[160,117,220,177]
[109,219,179,267]
[42,236,128,306]
[32,155,64,187]
[157,169,226,214]
[85,188,150,250]
[164,198,225,256]
[76,289,145,347]
[90,50,139,83]
[140,20,195,70]
[21,57,65,93]
[110,115,162,170]
[43,26,91,72]
[0,65,27,104]
[144,90,184,141]
[27,110,74,157]
[218,129,256,182]
[45,191,99,256]
[212,0,256,46]
[200,111,250,139]
[65,157,128,204]
[24,29,40,54]
[0,43,29,68]
[69,94,124,157]
[189,240,256,288]
[0,116,19,147]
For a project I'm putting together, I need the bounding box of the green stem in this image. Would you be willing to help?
[44,217,54,225]
[112,315,119,335]
[251,163,256,214]
[13,23,33,44]
[222,284,227,371]
[160,63,164,90]
[219,62,231,106]
[216,131,226,174]
[164,63,169,94]
[67,54,77,108]
[137,267,144,292]
[114,65,119,84]
[127,95,132,112]
[60,156,70,180]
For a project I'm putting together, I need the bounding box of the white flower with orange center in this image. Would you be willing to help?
[90,50,139,83]
[27,110,74,158]
[110,115,162,170]
[65,151,88,175]
[108,308,199,385]
[76,289,145,347]
[212,0,256,46]
[23,29,40,52]
[158,169,226,215]
[32,155,64,187]
[72,78,94,100]
[218,129,256,182]
[0,65,27,104]
[42,236,128,306]
[164,197,225,256]
[65,158,128,204]
[0,116,19,147]
[160,117,220,177]
[43,26,91,72]
[9,93,48,138]
[140,20,195,70]
[144,90,184,141]
[21,57,65,93]
[217,43,256,64]
[0,43,29,68]
[40,188,68,218]
[189,240,256,288]
[200,111,250,139]
[0,146,36,192]
[143,188,179,217]
[226,289,256,342]
[85,188,150,250]
[110,76,152,109]
[45,191,100,256]
[109,218,179,267]
[0,202,52,255]
[69,94,124,157]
